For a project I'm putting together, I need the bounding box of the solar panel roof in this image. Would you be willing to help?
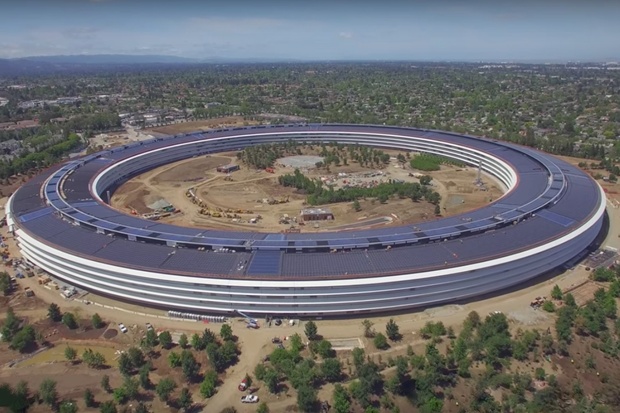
[10,124,603,279]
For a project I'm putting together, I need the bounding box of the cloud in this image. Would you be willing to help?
[61,26,100,40]
[339,32,353,39]
[188,17,288,33]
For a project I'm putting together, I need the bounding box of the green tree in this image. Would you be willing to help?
[304,321,318,340]
[564,293,577,308]
[200,370,218,398]
[118,352,133,376]
[178,333,188,349]
[168,351,182,368]
[421,396,443,413]
[99,400,117,413]
[139,362,152,389]
[62,313,78,329]
[254,363,267,381]
[158,331,173,349]
[0,381,30,413]
[59,400,78,413]
[333,384,351,413]
[127,347,145,369]
[322,357,342,382]
[1,307,20,342]
[181,350,200,382]
[101,375,112,393]
[420,321,447,339]
[467,311,481,327]
[82,349,106,369]
[64,346,77,364]
[592,267,615,282]
[48,303,62,322]
[297,384,318,412]
[352,347,365,370]
[190,333,202,350]
[14,380,29,407]
[317,339,334,358]
[290,333,304,352]
[551,285,563,300]
[353,199,362,211]
[91,313,104,329]
[220,324,234,341]
[39,379,58,408]
[84,388,95,407]
[206,343,224,372]
[0,272,10,296]
[178,387,192,412]
[385,319,401,341]
[112,387,127,405]
[374,333,389,350]
[155,377,176,403]
[201,328,217,347]
[10,324,37,353]
[264,368,279,394]
[123,376,140,401]
[535,367,546,381]
[144,329,158,349]
[542,300,555,312]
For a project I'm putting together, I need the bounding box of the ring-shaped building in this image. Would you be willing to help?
[6,124,606,316]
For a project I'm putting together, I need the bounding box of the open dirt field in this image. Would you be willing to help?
[110,155,233,214]
[147,116,259,135]
[563,279,603,307]
[111,147,503,233]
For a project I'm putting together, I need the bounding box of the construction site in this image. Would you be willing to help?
[110,148,504,233]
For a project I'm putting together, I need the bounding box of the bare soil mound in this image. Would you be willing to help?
[102,329,118,340]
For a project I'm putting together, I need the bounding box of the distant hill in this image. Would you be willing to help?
[0,54,302,76]
[0,54,206,76]
[20,54,203,65]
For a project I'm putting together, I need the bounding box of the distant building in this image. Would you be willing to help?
[0,120,39,130]
[216,164,240,173]
[300,207,334,221]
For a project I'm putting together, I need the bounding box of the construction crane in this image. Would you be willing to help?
[236,310,259,328]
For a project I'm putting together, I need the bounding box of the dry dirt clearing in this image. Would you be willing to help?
[111,149,503,233]
[147,116,259,135]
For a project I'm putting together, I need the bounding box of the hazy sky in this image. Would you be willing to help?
[1,0,619,61]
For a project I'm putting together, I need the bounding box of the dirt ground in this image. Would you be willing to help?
[111,147,503,233]
[147,117,259,135]
[563,279,604,307]
[110,155,232,214]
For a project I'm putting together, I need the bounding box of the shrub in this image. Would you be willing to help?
[62,313,78,329]
[542,300,555,312]
[373,333,389,350]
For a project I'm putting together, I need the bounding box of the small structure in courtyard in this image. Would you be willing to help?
[216,164,240,173]
[300,207,334,221]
